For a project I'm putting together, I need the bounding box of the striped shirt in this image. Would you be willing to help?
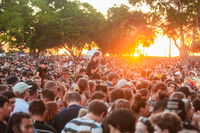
[61,117,102,133]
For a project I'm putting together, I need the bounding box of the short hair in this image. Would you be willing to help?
[170,92,185,100]
[2,91,15,99]
[25,80,39,96]
[150,112,182,133]
[96,84,108,93]
[88,80,96,89]
[153,99,168,113]
[63,92,81,102]
[88,100,108,116]
[153,82,167,93]
[7,112,31,133]
[29,100,46,115]
[176,87,190,97]
[132,94,147,113]
[107,72,119,81]
[41,89,55,101]
[109,88,125,103]
[124,88,133,101]
[6,76,18,85]
[91,91,106,101]
[0,95,9,108]
[31,76,40,80]
[44,81,58,90]
[111,99,131,111]
[0,85,8,94]
[192,98,200,112]
[77,78,88,93]
[107,109,136,133]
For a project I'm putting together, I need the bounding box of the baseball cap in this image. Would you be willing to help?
[12,82,32,95]
[116,79,131,88]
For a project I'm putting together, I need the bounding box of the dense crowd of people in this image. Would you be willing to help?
[1,52,200,133]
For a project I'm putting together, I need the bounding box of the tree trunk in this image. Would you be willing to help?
[179,25,189,66]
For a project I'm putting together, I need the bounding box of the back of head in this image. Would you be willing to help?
[170,92,186,100]
[44,81,58,90]
[109,88,125,103]
[165,99,186,121]
[176,87,190,97]
[150,112,182,133]
[107,72,119,81]
[25,80,39,96]
[0,85,8,94]
[107,109,136,133]
[96,84,108,93]
[132,94,147,114]
[193,98,200,112]
[88,100,108,117]
[6,76,18,85]
[2,91,15,99]
[77,78,88,93]
[153,82,167,93]
[112,99,131,111]
[41,89,55,102]
[91,91,106,101]
[64,92,81,103]
[29,100,46,116]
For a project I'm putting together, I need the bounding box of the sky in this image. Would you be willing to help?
[80,0,130,15]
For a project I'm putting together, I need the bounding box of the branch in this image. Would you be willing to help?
[172,37,180,51]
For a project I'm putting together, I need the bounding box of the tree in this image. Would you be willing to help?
[97,5,156,55]
[57,1,106,57]
[129,0,200,64]
[0,0,34,51]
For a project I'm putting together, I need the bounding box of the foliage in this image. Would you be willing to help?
[129,0,200,63]
[98,5,156,54]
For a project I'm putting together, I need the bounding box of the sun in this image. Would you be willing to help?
[143,35,180,57]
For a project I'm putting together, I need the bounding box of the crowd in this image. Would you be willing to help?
[0,52,200,133]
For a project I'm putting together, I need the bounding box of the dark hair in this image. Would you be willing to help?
[91,52,100,60]
[88,100,108,116]
[29,100,46,115]
[176,87,190,97]
[41,89,55,101]
[150,112,182,133]
[153,99,168,113]
[0,95,9,108]
[132,94,147,113]
[6,76,18,85]
[107,109,136,133]
[193,98,200,112]
[25,80,39,96]
[139,117,154,133]
[2,91,15,99]
[7,112,31,133]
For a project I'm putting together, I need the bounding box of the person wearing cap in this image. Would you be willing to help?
[58,67,74,88]
[12,82,32,114]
